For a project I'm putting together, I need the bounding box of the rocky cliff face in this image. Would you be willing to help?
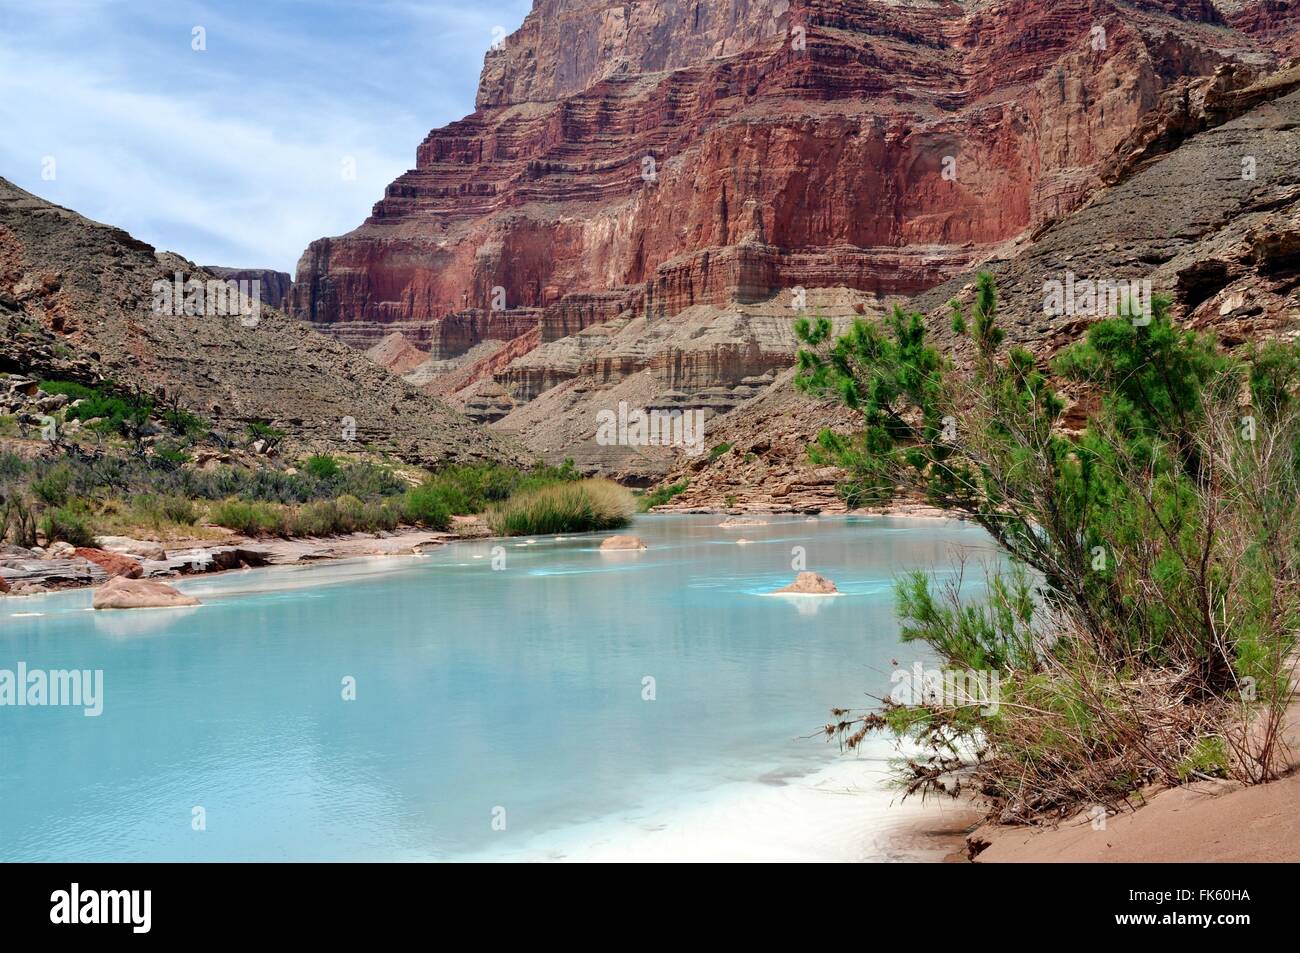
[204,267,294,311]
[292,0,1294,481]
[660,78,1300,511]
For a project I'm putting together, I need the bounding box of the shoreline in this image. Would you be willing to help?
[1,506,961,599]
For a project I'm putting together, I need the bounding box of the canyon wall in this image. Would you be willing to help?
[292,0,1294,475]
[295,1,1286,347]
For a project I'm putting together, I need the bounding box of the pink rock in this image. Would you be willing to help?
[92,577,201,610]
[775,572,838,595]
[75,548,143,579]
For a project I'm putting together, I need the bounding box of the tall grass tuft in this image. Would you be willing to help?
[486,479,634,536]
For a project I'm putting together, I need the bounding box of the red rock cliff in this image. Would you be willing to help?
[292,0,1290,353]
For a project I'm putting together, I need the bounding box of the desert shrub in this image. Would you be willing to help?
[41,379,148,436]
[130,494,199,529]
[799,275,1300,822]
[486,478,633,536]
[0,491,38,547]
[39,505,96,547]
[30,465,73,507]
[153,443,191,466]
[208,498,288,537]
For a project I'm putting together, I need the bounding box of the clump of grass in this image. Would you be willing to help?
[639,479,688,511]
[486,478,633,536]
[208,498,288,537]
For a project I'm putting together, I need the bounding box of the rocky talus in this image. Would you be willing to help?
[0,177,526,468]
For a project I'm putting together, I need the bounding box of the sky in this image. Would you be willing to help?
[0,0,532,274]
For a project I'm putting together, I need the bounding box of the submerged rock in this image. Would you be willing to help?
[774,572,839,595]
[600,535,647,551]
[92,577,201,610]
[719,517,769,528]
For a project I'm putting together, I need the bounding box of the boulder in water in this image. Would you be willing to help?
[774,572,838,595]
[719,516,769,528]
[93,577,201,610]
[600,535,647,551]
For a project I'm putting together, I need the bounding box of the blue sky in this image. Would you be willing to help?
[0,0,531,273]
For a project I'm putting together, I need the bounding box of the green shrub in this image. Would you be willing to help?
[153,444,191,466]
[401,483,452,531]
[130,494,199,529]
[303,454,341,480]
[39,505,96,547]
[801,274,1300,820]
[486,478,633,536]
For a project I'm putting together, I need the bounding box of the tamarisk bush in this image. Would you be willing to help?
[795,274,1299,822]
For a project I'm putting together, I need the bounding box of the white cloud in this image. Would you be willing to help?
[0,0,531,274]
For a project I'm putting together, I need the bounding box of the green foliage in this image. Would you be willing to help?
[289,495,401,537]
[639,479,689,511]
[30,465,73,507]
[802,274,1300,817]
[400,483,453,531]
[303,454,341,480]
[1176,737,1230,781]
[708,442,733,461]
[41,379,151,438]
[132,494,199,527]
[245,421,286,443]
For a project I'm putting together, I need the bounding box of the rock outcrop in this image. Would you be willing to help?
[74,548,144,579]
[95,536,169,562]
[659,79,1300,510]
